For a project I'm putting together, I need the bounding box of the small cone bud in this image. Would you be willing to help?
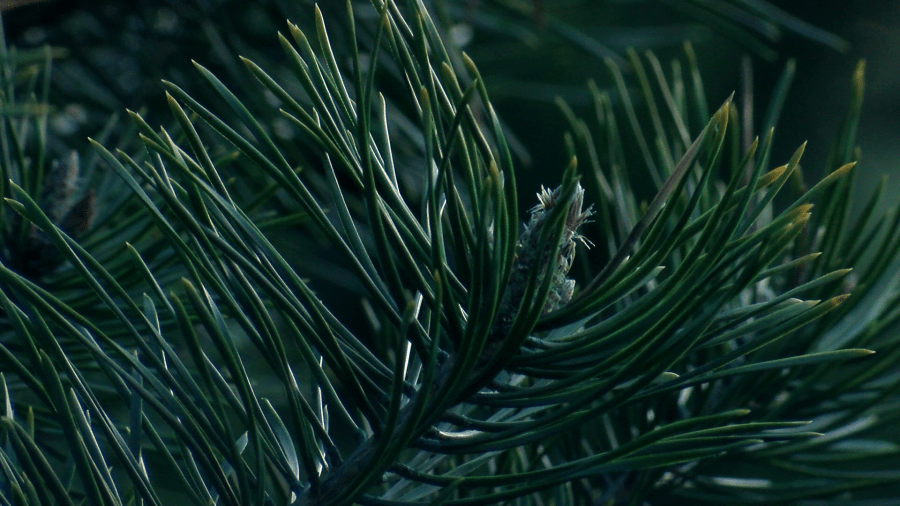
[492,182,592,341]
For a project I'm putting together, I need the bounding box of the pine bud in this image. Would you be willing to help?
[14,151,96,278]
[59,190,96,239]
[493,182,592,341]
[41,150,80,224]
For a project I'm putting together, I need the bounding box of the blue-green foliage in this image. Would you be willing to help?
[0,2,897,505]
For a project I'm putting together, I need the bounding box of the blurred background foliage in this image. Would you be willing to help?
[5,0,895,174]
[4,0,899,225]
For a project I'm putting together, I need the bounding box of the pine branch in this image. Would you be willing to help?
[1,1,898,506]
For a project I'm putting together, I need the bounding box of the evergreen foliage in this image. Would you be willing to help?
[0,1,897,505]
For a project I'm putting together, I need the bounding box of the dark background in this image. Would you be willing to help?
[4,0,898,228]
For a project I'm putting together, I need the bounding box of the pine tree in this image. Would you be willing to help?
[1,1,897,505]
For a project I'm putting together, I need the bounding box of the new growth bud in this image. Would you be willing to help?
[493,182,592,341]
[15,151,97,278]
